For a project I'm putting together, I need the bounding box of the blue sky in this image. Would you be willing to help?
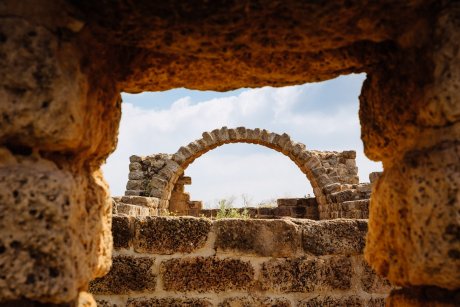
[102,73,382,207]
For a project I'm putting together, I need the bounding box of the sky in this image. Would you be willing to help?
[102,73,382,207]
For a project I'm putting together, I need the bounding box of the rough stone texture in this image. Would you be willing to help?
[360,260,393,294]
[0,0,121,303]
[295,219,368,255]
[298,296,364,307]
[260,256,353,293]
[218,296,291,307]
[361,1,460,292]
[91,218,391,305]
[70,1,434,92]
[0,156,112,303]
[127,298,213,307]
[111,215,133,250]
[89,255,156,295]
[161,257,255,292]
[1,0,457,304]
[214,219,300,257]
[366,138,460,289]
[133,216,211,254]
[95,300,119,307]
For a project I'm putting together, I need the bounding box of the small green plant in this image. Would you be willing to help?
[257,198,277,208]
[215,198,250,219]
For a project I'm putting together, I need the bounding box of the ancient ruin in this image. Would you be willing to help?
[0,0,459,306]
[117,127,374,219]
[92,128,388,305]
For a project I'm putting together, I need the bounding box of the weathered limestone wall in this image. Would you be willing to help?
[0,2,120,304]
[90,216,392,306]
[361,2,460,296]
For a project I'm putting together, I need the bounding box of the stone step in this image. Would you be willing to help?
[114,203,157,217]
[327,189,370,203]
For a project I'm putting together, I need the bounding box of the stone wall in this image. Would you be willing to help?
[90,216,392,306]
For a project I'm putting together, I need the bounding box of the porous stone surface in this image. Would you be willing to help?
[0,156,111,303]
[361,2,460,291]
[92,217,391,305]
[298,295,364,307]
[260,256,353,292]
[127,298,213,307]
[214,219,300,257]
[218,296,291,307]
[360,260,393,294]
[133,216,212,254]
[161,257,255,292]
[89,255,156,295]
[70,1,434,92]
[111,215,133,249]
[294,219,368,255]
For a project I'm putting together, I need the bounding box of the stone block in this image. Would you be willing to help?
[177,176,192,185]
[133,216,211,254]
[126,180,144,190]
[366,141,460,289]
[128,171,144,180]
[0,159,108,302]
[0,18,88,150]
[260,256,352,293]
[129,162,142,171]
[322,183,342,194]
[298,296,363,307]
[340,150,356,159]
[129,155,142,163]
[360,258,393,294]
[218,296,291,307]
[112,215,133,250]
[161,257,254,292]
[369,171,382,184]
[367,298,386,307]
[89,255,156,295]
[214,219,300,257]
[296,219,368,255]
[328,189,356,203]
[115,204,150,216]
[124,190,144,196]
[127,297,213,307]
[96,299,122,307]
[120,196,159,208]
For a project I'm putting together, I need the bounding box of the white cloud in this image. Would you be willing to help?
[102,74,382,204]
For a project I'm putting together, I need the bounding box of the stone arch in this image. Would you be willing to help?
[125,127,360,211]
